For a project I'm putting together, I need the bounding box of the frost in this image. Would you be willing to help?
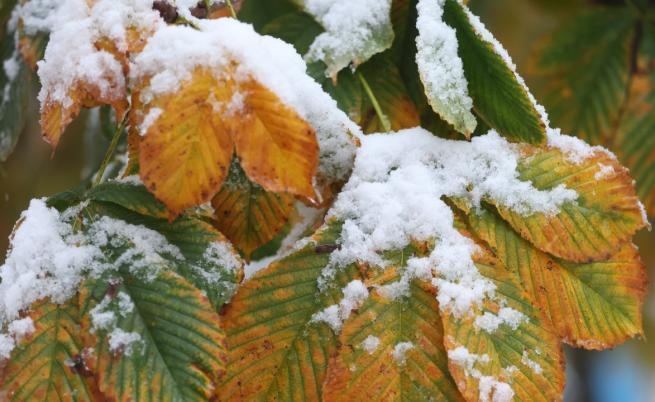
[304,0,393,77]
[361,335,380,354]
[311,280,369,332]
[416,0,476,134]
[131,18,358,181]
[108,328,142,355]
[391,342,414,366]
[521,350,543,375]
[324,128,578,316]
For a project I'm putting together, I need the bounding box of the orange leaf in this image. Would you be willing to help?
[234,79,319,201]
[139,71,234,216]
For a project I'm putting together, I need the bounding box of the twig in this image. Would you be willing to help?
[92,112,129,187]
[358,72,391,132]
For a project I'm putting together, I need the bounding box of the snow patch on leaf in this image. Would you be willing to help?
[304,0,394,77]
[416,0,476,135]
[311,279,368,332]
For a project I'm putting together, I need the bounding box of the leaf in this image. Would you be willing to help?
[304,0,395,77]
[415,0,477,136]
[359,53,421,133]
[138,70,319,217]
[309,62,364,124]
[441,0,546,144]
[461,204,646,349]
[139,71,235,216]
[218,221,361,401]
[41,73,128,150]
[211,162,295,260]
[0,300,100,401]
[261,11,323,55]
[233,78,319,201]
[79,269,227,402]
[86,181,169,219]
[322,273,464,401]
[0,34,30,162]
[489,145,647,262]
[618,86,655,216]
[440,246,565,402]
[537,8,636,143]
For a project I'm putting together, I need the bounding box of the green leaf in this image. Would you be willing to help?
[0,300,100,401]
[261,11,323,55]
[538,7,636,142]
[218,221,362,401]
[79,269,226,402]
[442,0,546,144]
[0,33,30,162]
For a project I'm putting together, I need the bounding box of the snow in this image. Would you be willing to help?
[391,341,414,366]
[131,18,358,181]
[521,350,543,375]
[7,318,34,341]
[448,345,514,402]
[416,0,476,134]
[594,163,615,180]
[140,108,162,135]
[0,197,239,359]
[108,328,142,355]
[311,279,368,332]
[0,334,15,359]
[13,0,62,35]
[474,307,526,333]
[35,0,162,111]
[361,335,380,354]
[304,0,393,77]
[322,128,578,318]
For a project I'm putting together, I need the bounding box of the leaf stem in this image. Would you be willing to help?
[357,72,391,132]
[92,112,129,188]
[225,0,237,19]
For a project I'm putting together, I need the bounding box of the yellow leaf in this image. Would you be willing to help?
[212,163,295,259]
[440,241,565,402]
[322,273,464,402]
[461,204,647,349]
[138,69,320,217]
[491,146,646,262]
[0,299,101,401]
[139,71,234,216]
[234,79,319,201]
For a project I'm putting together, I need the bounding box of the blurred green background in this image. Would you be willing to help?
[0,1,653,401]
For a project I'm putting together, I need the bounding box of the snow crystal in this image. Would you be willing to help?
[311,280,368,332]
[324,128,577,316]
[479,376,515,402]
[361,335,380,354]
[131,18,358,181]
[108,328,142,355]
[391,342,414,366]
[117,292,135,315]
[304,0,393,77]
[416,0,476,134]
[521,350,543,375]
